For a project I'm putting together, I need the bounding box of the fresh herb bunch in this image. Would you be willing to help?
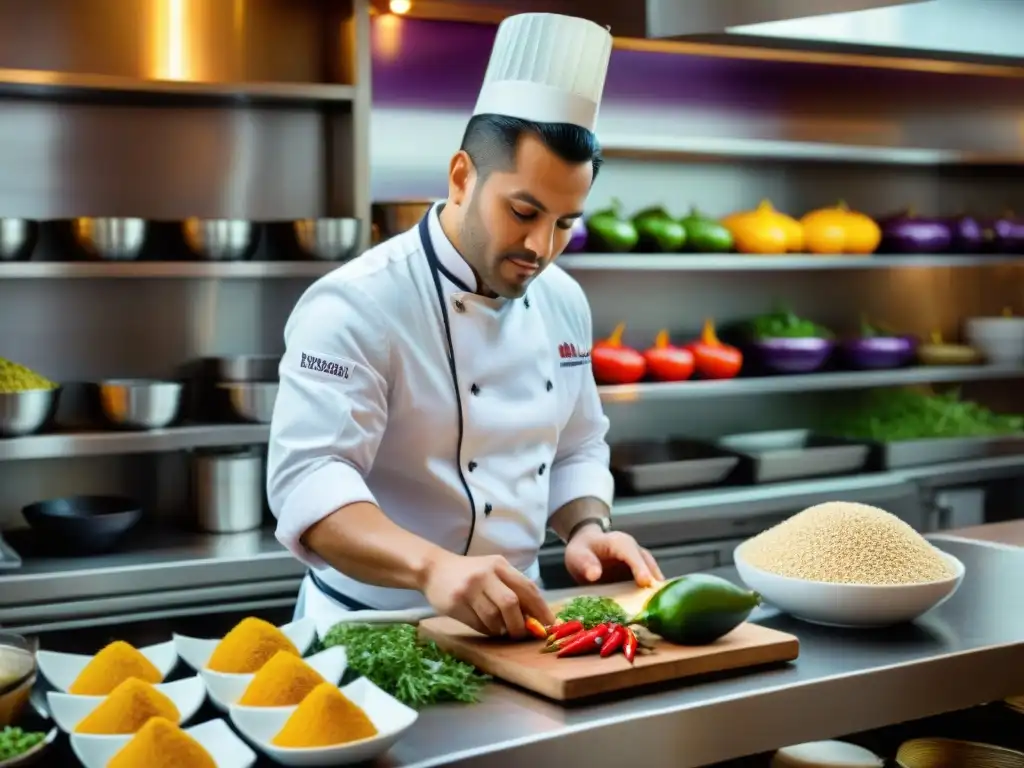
[318,623,489,708]
[0,727,46,760]
[556,596,628,629]
[750,307,833,340]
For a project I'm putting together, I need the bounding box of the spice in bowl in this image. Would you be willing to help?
[206,617,299,674]
[69,641,162,696]
[74,678,179,735]
[272,683,377,748]
[237,651,326,707]
[107,717,214,768]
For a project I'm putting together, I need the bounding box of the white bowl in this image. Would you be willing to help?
[173,618,316,673]
[48,675,207,734]
[36,641,178,693]
[733,543,965,628]
[965,316,1024,365]
[229,677,418,766]
[201,646,347,713]
[71,718,255,768]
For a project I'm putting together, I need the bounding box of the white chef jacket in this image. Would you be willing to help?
[267,204,615,612]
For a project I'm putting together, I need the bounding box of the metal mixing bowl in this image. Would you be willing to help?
[0,388,60,438]
[97,379,183,430]
[72,218,147,261]
[183,219,258,261]
[293,218,362,261]
[218,382,278,424]
[0,219,38,262]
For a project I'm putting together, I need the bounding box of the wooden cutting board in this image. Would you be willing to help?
[418,614,799,702]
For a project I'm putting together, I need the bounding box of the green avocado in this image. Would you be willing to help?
[629,574,761,645]
[585,199,639,253]
[679,207,734,253]
[632,206,687,253]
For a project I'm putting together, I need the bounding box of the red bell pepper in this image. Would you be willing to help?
[591,323,646,385]
[643,330,695,382]
[690,319,743,380]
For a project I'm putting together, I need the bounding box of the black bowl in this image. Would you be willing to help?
[21,495,141,556]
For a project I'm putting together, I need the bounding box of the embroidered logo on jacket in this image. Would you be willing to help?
[557,342,591,368]
[300,352,351,379]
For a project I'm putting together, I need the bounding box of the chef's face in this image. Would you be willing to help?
[450,133,592,299]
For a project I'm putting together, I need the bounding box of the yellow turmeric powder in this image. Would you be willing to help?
[237,650,326,707]
[74,677,180,734]
[206,617,299,674]
[69,641,163,696]
[107,717,215,768]
[272,682,378,748]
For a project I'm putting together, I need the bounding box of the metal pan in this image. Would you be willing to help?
[611,439,740,495]
[717,429,870,484]
[875,434,1024,469]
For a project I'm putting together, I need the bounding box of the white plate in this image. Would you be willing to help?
[201,646,347,712]
[174,618,316,673]
[48,675,207,734]
[229,677,418,766]
[734,543,965,628]
[71,718,256,768]
[36,641,178,693]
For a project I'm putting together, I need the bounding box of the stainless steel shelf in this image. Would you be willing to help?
[0,424,269,461]
[599,134,1024,167]
[559,253,1024,271]
[599,364,1024,402]
[0,261,341,279]
[0,67,358,104]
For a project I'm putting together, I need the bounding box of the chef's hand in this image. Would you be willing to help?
[564,527,664,588]
[421,552,555,638]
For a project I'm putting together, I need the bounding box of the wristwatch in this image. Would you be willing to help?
[566,516,611,543]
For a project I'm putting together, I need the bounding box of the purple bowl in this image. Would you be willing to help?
[749,337,835,374]
[840,336,917,370]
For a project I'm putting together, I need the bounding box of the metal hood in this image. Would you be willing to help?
[644,0,931,37]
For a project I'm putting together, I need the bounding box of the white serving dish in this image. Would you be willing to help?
[229,677,418,766]
[201,646,347,712]
[173,618,316,673]
[48,675,206,734]
[964,315,1024,365]
[71,718,255,768]
[36,641,178,693]
[733,542,965,628]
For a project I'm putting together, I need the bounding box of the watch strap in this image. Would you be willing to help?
[566,516,610,542]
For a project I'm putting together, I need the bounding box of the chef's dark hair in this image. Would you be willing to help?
[461,114,603,182]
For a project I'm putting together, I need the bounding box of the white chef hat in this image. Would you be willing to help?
[472,13,613,133]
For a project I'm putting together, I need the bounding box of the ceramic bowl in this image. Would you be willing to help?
[229,678,418,767]
[201,646,347,713]
[48,675,206,734]
[896,738,1024,768]
[36,641,178,693]
[71,718,256,768]
[733,542,965,628]
[0,726,58,768]
[173,618,316,674]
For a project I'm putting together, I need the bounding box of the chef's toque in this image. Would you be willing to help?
[472,13,613,133]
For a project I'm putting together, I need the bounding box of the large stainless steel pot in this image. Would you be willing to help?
[192,447,264,533]
[371,200,437,244]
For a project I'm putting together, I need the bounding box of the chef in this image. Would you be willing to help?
[267,12,664,639]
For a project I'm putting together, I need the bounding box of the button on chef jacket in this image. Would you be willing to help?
[267,204,615,611]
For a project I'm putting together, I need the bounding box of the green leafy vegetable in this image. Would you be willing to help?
[556,596,628,629]
[0,727,46,761]
[318,623,489,708]
[821,387,1024,442]
[750,306,833,340]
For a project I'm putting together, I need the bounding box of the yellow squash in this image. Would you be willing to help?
[722,200,802,255]
[799,201,881,255]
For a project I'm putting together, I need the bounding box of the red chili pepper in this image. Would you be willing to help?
[622,627,638,664]
[524,616,548,640]
[541,630,583,653]
[557,623,610,658]
[547,620,583,644]
[600,625,626,658]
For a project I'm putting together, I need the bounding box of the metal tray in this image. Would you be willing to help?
[0,533,22,569]
[717,429,871,484]
[876,434,1024,469]
[610,439,740,495]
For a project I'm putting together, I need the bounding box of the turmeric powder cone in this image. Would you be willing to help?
[107,717,215,768]
[272,683,378,748]
[69,641,163,696]
[206,617,299,675]
[237,651,326,707]
[75,677,180,735]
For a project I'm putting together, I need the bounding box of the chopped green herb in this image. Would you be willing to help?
[318,623,489,709]
[556,596,628,629]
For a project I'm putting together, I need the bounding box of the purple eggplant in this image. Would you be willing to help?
[980,214,1024,254]
[944,214,985,253]
[564,216,588,253]
[747,337,834,375]
[879,210,953,254]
